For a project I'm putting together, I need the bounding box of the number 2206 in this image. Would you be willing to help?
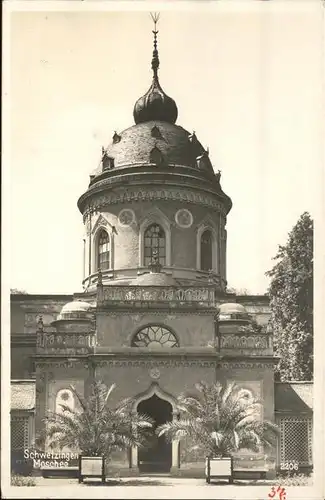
[280,462,298,471]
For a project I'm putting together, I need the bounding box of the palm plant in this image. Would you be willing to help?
[44,381,153,459]
[156,381,280,458]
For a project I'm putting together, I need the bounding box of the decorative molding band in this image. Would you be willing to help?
[34,360,88,369]
[95,312,216,320]
[96,308,216,316]
[95,359,219,369]
[219,361,275,369]
[82,188,226,221]
[33,358,275,370]
[34,359,218,369]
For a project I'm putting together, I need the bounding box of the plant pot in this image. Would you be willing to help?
[205,456,233,484]
[78,455,105,483]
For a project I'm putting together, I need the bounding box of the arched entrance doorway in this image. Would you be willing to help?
[137,394,173,473]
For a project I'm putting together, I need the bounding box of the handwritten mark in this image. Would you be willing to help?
[268,485,287,500]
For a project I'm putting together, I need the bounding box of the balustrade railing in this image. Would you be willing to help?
[98,285,217,307]
[36,332,96,355]
[217,333,273,352]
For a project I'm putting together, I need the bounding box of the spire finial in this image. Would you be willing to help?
[150,12,160,78]
[133,12,178,125]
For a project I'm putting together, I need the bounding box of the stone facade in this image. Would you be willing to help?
[11,290,280,477]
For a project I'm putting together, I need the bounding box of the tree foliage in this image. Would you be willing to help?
[156,381,279,457]
[266,212,313,381]
[239,319,263,335]
[44,381,153,458]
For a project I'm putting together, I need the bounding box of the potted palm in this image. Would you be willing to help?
[44,380,153,483]
[156,381,279,484]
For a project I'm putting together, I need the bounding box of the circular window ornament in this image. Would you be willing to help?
[60,391,71,401]
[175,209,193,228]
[118,209,135,227]
[132,325,179,348]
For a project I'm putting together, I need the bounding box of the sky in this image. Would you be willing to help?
[5,1,324,295]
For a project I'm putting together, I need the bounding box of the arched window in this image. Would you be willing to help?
[201,229,212,271]
[132,325,179,348]
[144,224,166,267]
[98,230,110,270]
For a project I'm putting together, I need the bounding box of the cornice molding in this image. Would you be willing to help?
[81,186,228,221]
[33,353,277,370]
[80,167,231,207]
[96,307,217,315]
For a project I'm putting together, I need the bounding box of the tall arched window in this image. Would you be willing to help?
[98,230,110,270]
[201,229,212,271]
[144,224,166,267]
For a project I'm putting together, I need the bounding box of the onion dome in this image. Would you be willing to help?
[56,300,94,321]
[77,15,233,218]
[133,14,178,125]
[218,303,249,321]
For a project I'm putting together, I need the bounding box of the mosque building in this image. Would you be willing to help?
[10,18,313,478]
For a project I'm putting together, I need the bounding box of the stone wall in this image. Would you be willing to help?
[11,296,72,378]
[84,200,225,281]
[96,311,215,348]
[96,360,216,408]
[11,345,35,378]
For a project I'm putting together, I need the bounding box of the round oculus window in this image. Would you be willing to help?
[118,209,135,227]
[175,209,193,228]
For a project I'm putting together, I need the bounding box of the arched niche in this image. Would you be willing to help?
[130,383,179,472]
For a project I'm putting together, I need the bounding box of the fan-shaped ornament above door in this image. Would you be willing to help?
[132,325,179,348]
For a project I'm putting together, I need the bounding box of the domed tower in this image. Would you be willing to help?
[78,16,232,293]
[33,17,277,479]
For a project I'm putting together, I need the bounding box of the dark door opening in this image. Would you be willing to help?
[137,394,173,473]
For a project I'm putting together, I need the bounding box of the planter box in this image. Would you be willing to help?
[205,456,233,484]
[78,455,105,483]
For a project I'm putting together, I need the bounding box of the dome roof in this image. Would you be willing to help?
[219,303,247,314]
[134,79,178,125]
[134,272,178,287]
[95,25,215,175]
[61,300,92,313]
[57,300,93,321]
[219,303,249,320]
[102,121,214,173]
[78,17,232,218]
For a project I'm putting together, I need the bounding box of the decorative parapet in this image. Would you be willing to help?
[217,333,273,355]
[36,332,96,355]
[97,285,217,308]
